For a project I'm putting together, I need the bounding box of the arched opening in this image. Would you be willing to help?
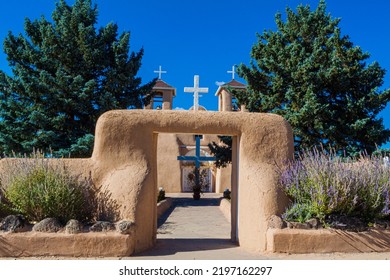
[150,92,163,110]
[146,132,240,256]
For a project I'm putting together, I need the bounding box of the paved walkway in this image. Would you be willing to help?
[131,193,390,260]
[132,193,269,260]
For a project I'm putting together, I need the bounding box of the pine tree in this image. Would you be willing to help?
[207,136,232,168]
[236,0,390,156]
[0,0,155,157]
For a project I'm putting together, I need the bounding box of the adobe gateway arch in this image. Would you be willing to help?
[91,110,294,253]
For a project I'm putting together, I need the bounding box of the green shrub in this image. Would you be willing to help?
[1,153,92,224]
[0,188,17,218]
[282,203,317,223]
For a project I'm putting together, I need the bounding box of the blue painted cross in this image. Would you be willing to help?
[177,135,215,187]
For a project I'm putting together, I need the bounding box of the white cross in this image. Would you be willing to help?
[227,65,236,80]
[154,65,167,80]
[184,75,209,111]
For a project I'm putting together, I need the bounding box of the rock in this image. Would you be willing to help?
[330,222,347,230]
[116,220,135,234]
[306,218,321,229]
[372,220,390,230]
[0,215,27,232]
[90,221,115,232]
[373,223,386,230]
[33,218,62,233]
[287,221,311,229]
[65,219,83,234]
[268,215,286,229]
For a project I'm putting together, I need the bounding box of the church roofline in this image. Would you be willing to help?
[223,79,247,88]
[153,79,176,96]
[154,79,175,88]
[214,79,247,96]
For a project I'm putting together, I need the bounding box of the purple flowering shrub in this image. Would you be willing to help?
[279,149,390,223]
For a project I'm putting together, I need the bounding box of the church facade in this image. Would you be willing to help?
[145,67,246,193]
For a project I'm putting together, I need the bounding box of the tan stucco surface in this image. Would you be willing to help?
[0,232,133,257]
[267,228,390,254]
[219,198,231,222]
[0,110,294,255]
[215,165,232,193]
[156,133,182,192]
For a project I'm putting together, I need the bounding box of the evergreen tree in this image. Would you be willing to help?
[207,136,232,168]
[236,0,390,156]
[0,0,154,157]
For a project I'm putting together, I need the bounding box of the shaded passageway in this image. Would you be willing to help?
[133,193,270,259]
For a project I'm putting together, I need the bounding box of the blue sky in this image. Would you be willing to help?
[1,0,389,147]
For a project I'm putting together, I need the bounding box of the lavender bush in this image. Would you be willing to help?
[279,148,390,223]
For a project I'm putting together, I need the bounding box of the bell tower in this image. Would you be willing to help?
[215,66,247,112]
[145,66,176,110]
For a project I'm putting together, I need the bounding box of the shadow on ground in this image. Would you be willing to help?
[133,238,237,257]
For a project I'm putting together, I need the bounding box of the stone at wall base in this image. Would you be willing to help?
[65,219,83,234]
[268,215,285,229]
[33,218,62,233]
[0,215,28,232]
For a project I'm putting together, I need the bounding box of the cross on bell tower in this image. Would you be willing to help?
[154,65,167,80]
[227,65,236,80]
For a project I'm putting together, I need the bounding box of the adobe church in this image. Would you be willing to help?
[145,66,246,193]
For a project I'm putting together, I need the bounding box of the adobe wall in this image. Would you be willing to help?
[156,133,182,192]
[215,165,232,193]
[0,110,294,254]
